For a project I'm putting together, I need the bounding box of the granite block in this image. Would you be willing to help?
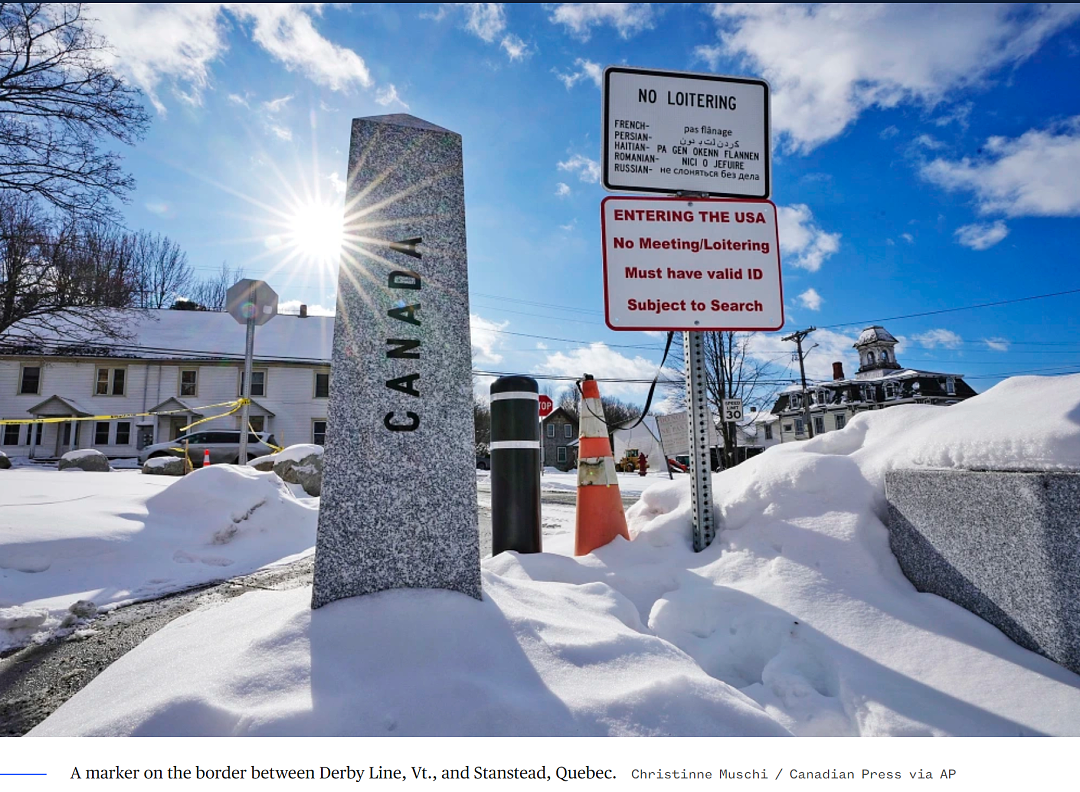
[886,469,1080,674]
[312,114,480,608]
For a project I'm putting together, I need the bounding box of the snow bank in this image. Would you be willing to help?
[0,466,317,653]
[27,376,1080,735]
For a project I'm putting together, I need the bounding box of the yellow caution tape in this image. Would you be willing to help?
[0,399,245,426]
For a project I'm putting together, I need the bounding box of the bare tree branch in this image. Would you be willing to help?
[0,3,149,215]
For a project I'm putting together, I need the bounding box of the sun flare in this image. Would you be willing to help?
[285,200,344,267]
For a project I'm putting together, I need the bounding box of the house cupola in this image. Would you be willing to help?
[853,325,901,380]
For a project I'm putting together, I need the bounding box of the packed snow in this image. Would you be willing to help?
[0,465,317,653]
[28,375,1080,736]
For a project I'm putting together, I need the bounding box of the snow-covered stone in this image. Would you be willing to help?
[59,448,111,472]
[272,445,323,497]
[142,456,186,476]
[246,454,276,472]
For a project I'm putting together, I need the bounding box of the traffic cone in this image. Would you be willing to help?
[574,375,630,555]
[202,448,211,468]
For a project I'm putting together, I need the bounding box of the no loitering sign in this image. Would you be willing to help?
[603,66,770,199]
[601,196,784,331]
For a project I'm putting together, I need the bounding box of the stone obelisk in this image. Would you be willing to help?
[312,114,480,608]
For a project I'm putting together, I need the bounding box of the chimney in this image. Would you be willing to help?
[832,361,845,380]
[299,304,308,318]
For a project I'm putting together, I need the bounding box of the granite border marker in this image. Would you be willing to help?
[312,114,480,608]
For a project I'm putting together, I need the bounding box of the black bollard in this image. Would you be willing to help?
[490,376,542,555]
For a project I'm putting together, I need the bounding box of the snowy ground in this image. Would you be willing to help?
[0,466,317,653]
[22,374,1080,736]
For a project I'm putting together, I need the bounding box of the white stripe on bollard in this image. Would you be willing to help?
[490,391,540,402]
[490,440,542,450]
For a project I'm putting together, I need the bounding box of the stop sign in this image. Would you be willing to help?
[538,394,553,418]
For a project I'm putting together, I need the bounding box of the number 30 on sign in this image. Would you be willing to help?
[722,399,744,421]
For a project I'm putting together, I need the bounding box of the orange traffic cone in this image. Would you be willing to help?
[574,374,630,555]
[202,448,211,468]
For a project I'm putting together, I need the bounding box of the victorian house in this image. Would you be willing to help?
[760,325,977,443]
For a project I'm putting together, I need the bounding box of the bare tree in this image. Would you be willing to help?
[0,191,139,342]
[189,261,245,310]
[699,332,781,469]
[133,231,191,308]
[0,3,150,215]
[555,383,642,428]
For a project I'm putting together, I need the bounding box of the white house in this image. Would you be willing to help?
[0,308,333,459]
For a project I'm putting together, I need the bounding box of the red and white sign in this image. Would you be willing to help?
[601,196,783,331]
[538,394,554,418]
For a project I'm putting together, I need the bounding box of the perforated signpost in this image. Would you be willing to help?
[601,65,780,552]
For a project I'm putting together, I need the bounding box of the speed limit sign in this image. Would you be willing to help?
[722,398,744,422]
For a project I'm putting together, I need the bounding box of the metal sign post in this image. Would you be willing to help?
[684,330,715,551]
[225,278,279,465]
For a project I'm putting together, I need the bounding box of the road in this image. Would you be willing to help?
[0,487,640,736]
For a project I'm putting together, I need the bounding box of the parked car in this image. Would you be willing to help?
[138,430,279,466]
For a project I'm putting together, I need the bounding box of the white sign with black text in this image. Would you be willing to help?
[603,66,770,198]
[601,196,784,331]
[722,399,744,422]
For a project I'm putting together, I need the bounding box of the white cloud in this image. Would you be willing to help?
[901,232,915,243]
[557,153,601,184]
[554,58,603,89]
[548,3,655,40]
[984,338,1010,352]
[536,342,548,350]
[327,172,347,196]
[914,133,944,150]
[375,83,409,109]
[776,204,841,272]
[278,300,335,316]
[558,219,577,232]
[458,3,506,42]
[268,124,293,142]
[886,238,895,246]
[145,201,170,216]
[911,329,963,349]
[933,101,973,129]
[89,4,374,115]
[555,182,571,198]
[879,125,899,139]
[748,329,859,382]
[450,3,528,60]
[470,314,509,364]
[798,288,823,311]
[698,4,1080,152]
[921,118,1080,217]
[955,220,1009,250]
[539,342,671,401]
[227,93,250,108]
[262,94,293,113]
[500,33,530,60]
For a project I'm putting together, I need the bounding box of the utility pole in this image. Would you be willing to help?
[782,326,816,439]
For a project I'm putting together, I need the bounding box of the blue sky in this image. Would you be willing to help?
[90,3,1080,403]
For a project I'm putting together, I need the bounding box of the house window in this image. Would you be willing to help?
[790,394,801,409]
[557,446,567,463]
[248,416,265,434]
[30,423,42,446]
[180,369,198,397]
[314,371,330,398]
[96,367,126,396]
[546,423,555,438]
[312,420,327,446]
[239,368,267,397]
[115,421,131,445]
[794,418,805,435]
[814,416,825,434]
[764,424,773,441]
[564,423,573,439]
[19,365,41,395]
[835,414,846,430]
[882,350,890,362]
[94,421,110,445]
[946,377,956,396]
[867,351,876,365]
[2,424,20,445]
